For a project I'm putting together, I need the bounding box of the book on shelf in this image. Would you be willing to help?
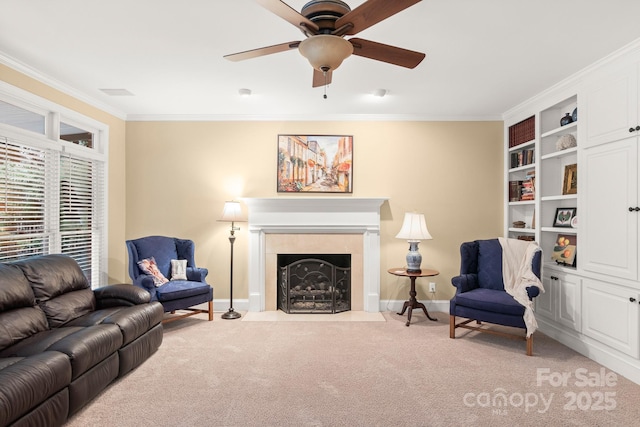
[508,116,536,148]
[520,170,536,201]
[520,186,534,200]
[509,170,535,202]
[509,180,523,202]
[510,148,535,168]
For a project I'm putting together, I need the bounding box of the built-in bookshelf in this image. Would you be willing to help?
[505,96,578,262]
[539,95,578,270]
[506,117,536,240]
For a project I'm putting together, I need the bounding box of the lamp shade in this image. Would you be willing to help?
[395,212,432,241]
[219,201,245,222]
[299,35,353,72]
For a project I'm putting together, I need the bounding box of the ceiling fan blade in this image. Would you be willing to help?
[224,41,300,62]
[312,69,333,88]
[349,38,425,69]
[335,0,421,36]
[257,0,319,34]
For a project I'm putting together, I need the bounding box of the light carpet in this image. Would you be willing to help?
[65,311,640,427]
[242,310,386,322]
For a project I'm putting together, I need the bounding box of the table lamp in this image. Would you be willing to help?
[218,201,246,319]
[395,212,432,273]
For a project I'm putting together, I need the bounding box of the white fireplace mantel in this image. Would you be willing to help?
[244,197,387,312]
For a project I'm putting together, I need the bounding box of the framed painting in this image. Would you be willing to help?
[277,134,353,193]
[562,163,577,195]
[551,234,577,267]
[553,207,576,227]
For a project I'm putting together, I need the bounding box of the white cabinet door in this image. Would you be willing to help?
[584,64,639,148]
[557,272,581,332]
[537,272,555,319]
[539,269,581,332]
[582,278,639,357]
[582,138,638,280]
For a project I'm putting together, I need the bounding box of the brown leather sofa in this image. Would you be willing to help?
[0,254,164,427]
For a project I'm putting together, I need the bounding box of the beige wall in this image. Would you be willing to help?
[0,65,128,284]
[126,120,504,302]
[1,65,504,302]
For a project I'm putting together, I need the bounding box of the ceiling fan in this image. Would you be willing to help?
[224,0,426,90]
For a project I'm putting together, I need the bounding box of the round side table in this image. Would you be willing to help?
[388,268,439,326]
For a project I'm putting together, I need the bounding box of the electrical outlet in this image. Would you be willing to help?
[429,282,436,293]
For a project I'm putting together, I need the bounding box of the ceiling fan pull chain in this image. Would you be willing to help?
[323,68,328,99]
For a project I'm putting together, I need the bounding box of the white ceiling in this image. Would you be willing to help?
[2,0,640,121]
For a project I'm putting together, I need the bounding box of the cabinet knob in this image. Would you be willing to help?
[630,127,636,133]
[629,207,640,212]
[636,126,640,131]
[630,297,637,303]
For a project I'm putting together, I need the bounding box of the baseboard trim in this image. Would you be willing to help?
[199,299,449,315]
[379,299,449,314]
[538,318,640,385]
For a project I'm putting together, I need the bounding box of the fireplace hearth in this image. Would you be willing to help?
[278,254,351,314]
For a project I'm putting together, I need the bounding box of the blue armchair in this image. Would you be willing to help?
[449,238,542,355]
[126,236,213,323]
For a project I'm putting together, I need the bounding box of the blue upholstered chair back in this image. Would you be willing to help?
[126,236,196,281]
[459,238,541,290]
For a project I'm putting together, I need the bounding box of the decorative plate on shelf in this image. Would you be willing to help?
[571,216,578,228]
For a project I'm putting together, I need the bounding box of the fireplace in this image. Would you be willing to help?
[278,254,351,314]
[245,198,386,313]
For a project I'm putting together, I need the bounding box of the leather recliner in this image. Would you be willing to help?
[0,254,164,427]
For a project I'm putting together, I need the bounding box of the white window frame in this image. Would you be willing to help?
[0,81,109,288]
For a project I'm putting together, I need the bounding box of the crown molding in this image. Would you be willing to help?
[0,51,127,120]
[125,113,503,122]
[503,36,640,120]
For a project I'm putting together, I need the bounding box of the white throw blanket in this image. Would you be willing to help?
[498,237,545,337]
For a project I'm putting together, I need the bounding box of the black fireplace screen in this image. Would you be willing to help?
[278,255,351,314]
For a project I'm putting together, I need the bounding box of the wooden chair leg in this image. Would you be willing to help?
[449,315,456,338]
[208,300,214,321]
[526,334,533,356]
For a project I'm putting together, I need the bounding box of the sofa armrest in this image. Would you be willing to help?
[94,283,151,308]
[133,275,156,291]
[451,273,479,294]
[187,267,208,282]
[526,286,541,300]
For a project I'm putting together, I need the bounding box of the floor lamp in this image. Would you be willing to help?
[219,201,245,319]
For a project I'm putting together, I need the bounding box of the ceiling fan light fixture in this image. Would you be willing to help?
[299,35,353,72]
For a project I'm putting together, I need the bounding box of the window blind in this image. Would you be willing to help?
[0,136,50,260]
[0,134,105,287]
[60,153,104,284]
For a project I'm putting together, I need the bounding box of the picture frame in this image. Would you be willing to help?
[277,134,353,193]
[562,163,577,195]
[551,234,577,267]
[553,207,576,227]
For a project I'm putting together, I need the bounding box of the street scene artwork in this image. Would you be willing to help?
[277,135,353,193]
